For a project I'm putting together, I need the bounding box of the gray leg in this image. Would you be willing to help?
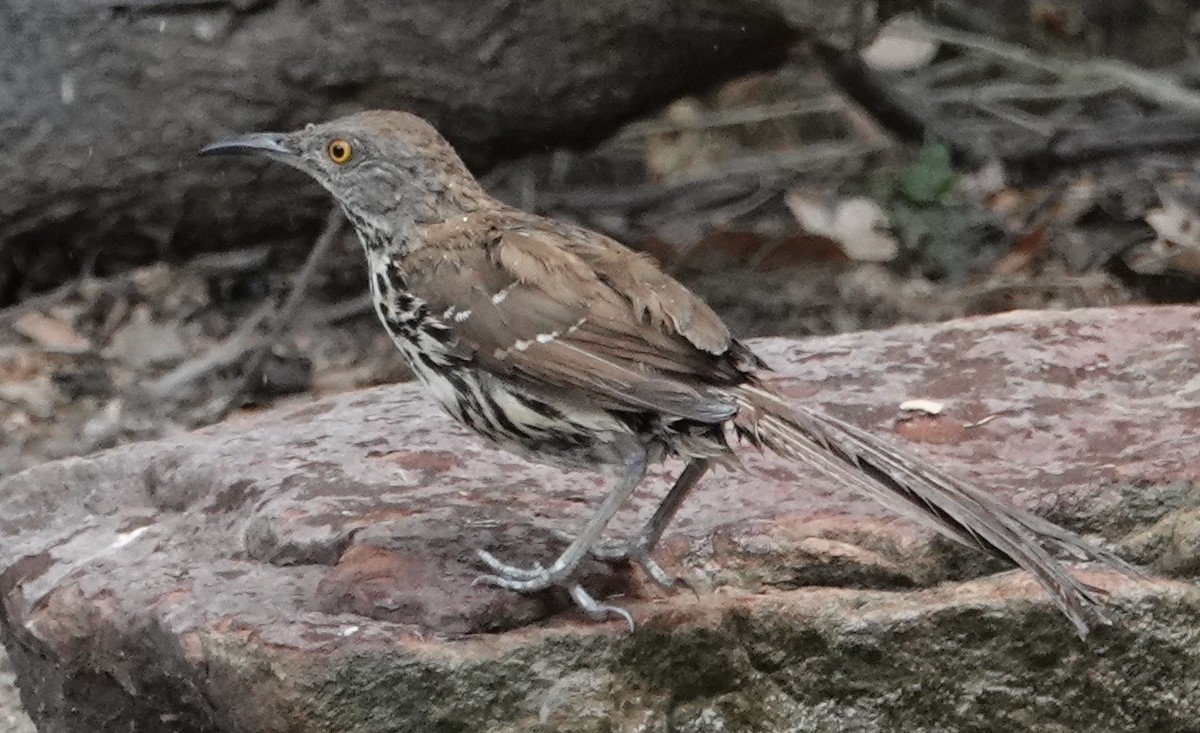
[591,458,714,588]
[474,447,649,593]
[633,458,714,553]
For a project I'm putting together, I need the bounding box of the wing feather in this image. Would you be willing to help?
[400,215,750,421]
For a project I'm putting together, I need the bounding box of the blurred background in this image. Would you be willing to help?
[2,0,1200,724]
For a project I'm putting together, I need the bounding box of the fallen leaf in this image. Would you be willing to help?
[1127,191,1200,277]
[958,159,1007,202]
[105,307,188,369]
[991,223,1048,276]
[643,98,730,182]
[0,376,58,418]
[785,192,898,262]
[12,311,91,354]
[1145,192,1200,246]
[861,14,939,72]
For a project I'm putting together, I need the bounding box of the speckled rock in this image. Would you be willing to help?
[2,306,1200,732]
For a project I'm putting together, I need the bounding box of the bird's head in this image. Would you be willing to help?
[200,110,484,228]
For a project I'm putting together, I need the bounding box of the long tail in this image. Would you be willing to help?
[732,382,1139,638]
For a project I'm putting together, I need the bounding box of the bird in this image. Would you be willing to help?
[200,110,1134,637]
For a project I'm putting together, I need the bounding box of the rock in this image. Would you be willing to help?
[2,306,1199,732]
[0,649,33,733]
[2,0,798,298]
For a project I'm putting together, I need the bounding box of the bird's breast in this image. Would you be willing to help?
[363,259,645,469]
[367,260,455,367]
[345,207,396,256]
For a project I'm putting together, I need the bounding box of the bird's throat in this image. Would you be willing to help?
[340,204,415,261]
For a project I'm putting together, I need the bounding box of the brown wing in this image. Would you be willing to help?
[401,214,762,422]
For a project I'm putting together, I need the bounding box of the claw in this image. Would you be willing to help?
[473,548,637,629]
[568,584,635,632]
[563,537,686,592]
[473,549,637,630]
[470,456,709,628]
[472,571,554,592]
[632,553,675,589]
[472,549,555,591]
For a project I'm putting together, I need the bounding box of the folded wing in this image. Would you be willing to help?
[402,215,763,422]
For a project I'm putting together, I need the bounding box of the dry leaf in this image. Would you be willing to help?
[643,98,730,182]
[1127,191,1200,277]
[861,15,938,72]
[105,307,187,369]
[785,192,898,262]
[0,376,58,418]
[12,311,90,354]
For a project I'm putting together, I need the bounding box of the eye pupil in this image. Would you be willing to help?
[328,140,352,163]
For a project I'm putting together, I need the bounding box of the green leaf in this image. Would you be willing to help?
[897,144,958,204]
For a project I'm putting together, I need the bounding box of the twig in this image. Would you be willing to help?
[613,97,844,139]
[822,24,1200,172]
[187,245,273,276]
[218,206,345,413]
[813,41,930,143]
[930,80,1123,105]
[1049,115,1200,163]
[919,25,1070,77]
[144,298,274,400]
[908,54,994,87]
[535,142,877,214]
[973,101,1055,137]
[1088,60,1200,114]
[311,294,374,325]
[921,24,1200,113]
[148,208,345,409]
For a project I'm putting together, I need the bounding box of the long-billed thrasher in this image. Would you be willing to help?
[201,110,1134,636]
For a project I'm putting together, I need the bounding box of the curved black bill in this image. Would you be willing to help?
[198,133,293,158]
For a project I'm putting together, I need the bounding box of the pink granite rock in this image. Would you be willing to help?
[2,307,1199,731]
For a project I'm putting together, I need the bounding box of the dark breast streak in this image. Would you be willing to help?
[365,258,652,470]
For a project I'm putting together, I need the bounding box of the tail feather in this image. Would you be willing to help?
[732,383,1138,638]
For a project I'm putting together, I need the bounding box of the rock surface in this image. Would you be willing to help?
[2,306,1199,732]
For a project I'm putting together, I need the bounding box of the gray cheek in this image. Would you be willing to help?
[333,173,372,208]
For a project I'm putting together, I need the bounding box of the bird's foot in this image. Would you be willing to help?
[596,545,681,590]
[561,532,685,591]
[473,549,634,629]
[473,549,557,590]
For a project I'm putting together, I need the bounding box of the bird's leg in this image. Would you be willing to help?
[589,458,713,588]
[475,447,648,596]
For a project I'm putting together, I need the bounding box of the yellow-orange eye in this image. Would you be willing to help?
[326,139,353,164]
